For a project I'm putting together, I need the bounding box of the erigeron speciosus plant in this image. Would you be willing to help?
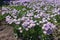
[1,0,60,40]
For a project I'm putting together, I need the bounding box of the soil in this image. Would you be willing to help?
[0,25,17,40]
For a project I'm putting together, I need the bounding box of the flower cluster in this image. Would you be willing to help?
[2,7,20,24]
[2,0,60,36]
[42,22,56,35]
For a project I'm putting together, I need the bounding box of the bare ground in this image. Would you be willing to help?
[0,25,17,40]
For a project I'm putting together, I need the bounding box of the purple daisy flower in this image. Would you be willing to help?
[42,22,56,34]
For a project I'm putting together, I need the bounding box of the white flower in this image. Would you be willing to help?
[25,28,29,31]
[42,26,45,29]
[18,27,22,30]
[44,7,47,10]
[42,18,48,23]
[34,20,37,23]
[18,18,21,21]
[54,14,57,16]
[43,31,46,34]
[50,15,54,17]
[54,21,57,23]
[20,30,23,33]
[47,17,50,20]
[39,21,43,23]
[36,23,39,25]
[43,19,48,23]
